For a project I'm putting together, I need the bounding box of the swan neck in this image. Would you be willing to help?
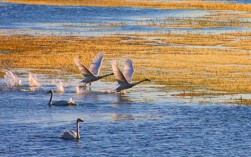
[49,92,53,106]
[133,79,147,86]
[76,121,80,140]
[100,72,113,78]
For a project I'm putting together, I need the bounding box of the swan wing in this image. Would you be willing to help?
[62,130,77,140]
[112,60,128,85]
[53,100,69,106]
[123,59,134,83]
[74,56,94,78]
[89,52,105,76]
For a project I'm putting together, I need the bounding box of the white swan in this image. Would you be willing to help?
[28,72,40,87]
[57,82,65,93]
[112,59,150,92]
[75,86,86,95]
[53,80,65,93]
[61,118,84,141]
[47,90,78,106]
[4,71,22,86]
[74,52,113,86]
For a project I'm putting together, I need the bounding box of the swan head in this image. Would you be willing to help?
[144,79,151,82]
[77,118,84,123]
[47,90,53,94]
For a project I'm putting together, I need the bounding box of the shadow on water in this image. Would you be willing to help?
[111,94,133,109]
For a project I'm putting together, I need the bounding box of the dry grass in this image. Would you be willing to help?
[134,10,251,31]
[5,0,251,11]
[171,92,231,97]
[0,32,250,95]
[140,17,251,29]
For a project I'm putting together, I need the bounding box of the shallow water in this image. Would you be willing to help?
[1,74,251,156]
[0,2,250,36]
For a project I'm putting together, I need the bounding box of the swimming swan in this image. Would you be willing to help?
[61,118,84,141]
[74,52,113,86]
[47,90,78,106]
[112,59,150,92]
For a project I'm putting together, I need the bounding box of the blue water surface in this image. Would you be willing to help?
[0,76,251,156]
[0,1,250,36]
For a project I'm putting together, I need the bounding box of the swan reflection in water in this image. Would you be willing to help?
[111,94,133,108]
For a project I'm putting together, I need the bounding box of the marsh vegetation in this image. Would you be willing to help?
[0,0,250,104]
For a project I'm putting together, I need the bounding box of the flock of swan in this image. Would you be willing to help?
[3,52,150,141]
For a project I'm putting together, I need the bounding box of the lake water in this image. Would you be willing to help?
[0,1,250,36]
[1,1,251,156]
[1,73,251,156]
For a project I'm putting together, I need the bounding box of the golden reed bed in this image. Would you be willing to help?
[0,33,250,96]
[5,0,251,11]
[1,0,251,104]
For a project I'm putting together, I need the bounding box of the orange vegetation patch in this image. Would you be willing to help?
[0,33,250,94]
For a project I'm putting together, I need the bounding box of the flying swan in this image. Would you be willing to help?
[61,118,84,141]
[111,59,150,92]
[74,52,113,86]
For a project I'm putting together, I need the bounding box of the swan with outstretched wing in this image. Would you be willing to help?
[112,59,150,92]
[74,52,113,86]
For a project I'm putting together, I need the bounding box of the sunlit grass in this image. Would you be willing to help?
[5,0,251,11]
